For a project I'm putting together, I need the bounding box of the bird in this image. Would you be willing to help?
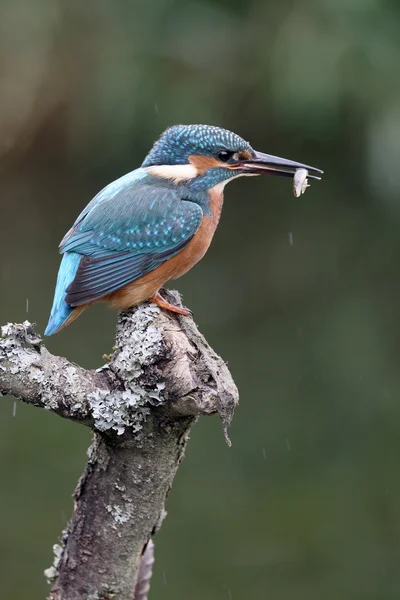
[45,124,322,335]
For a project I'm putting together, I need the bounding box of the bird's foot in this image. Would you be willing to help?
[149,292,193,317]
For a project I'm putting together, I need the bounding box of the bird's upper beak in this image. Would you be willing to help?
[238,151,323,180]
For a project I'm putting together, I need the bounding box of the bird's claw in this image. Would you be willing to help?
[149,293,193,317]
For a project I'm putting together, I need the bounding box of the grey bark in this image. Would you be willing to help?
[134,540,155,600]
[0,290,238,600]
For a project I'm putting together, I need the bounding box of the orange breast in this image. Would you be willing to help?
[108,187,224,310]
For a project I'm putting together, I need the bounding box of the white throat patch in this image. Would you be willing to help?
[145,164,198,184]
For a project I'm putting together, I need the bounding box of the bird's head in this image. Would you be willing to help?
[142,124,322,192]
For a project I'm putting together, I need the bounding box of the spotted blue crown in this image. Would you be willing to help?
[142,124,253,166]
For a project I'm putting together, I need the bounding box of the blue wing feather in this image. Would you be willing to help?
[45,167,203,331]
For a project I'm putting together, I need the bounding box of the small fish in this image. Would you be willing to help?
[293,168,310,197]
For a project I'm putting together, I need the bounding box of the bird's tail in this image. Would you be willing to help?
[45,252,81,336]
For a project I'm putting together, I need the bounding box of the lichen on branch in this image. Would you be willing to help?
[0,290,239,600]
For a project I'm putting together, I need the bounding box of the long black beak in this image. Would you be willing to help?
[240,151,323,180]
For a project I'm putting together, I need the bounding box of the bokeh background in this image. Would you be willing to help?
[1,0,400,598]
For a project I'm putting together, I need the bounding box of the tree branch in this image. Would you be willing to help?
[134,540,155,600]
[0,290,238,600]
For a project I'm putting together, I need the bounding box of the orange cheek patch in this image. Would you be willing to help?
[189,151,253,173]
[189,154,228,174]
[237,149,252,160]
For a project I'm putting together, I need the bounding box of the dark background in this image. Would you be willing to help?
[2,1,400,598]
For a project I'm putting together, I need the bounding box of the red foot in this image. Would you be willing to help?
[149,292,192,317]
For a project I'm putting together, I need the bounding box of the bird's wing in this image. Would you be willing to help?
[60,175,203,306]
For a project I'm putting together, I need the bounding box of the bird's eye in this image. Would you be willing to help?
[217,150,235,162]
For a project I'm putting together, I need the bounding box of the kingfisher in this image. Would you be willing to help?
[45,124,322,335]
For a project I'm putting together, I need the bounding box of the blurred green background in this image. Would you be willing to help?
[1,0,400,598]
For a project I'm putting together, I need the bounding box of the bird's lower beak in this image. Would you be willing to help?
[239,151,323,180]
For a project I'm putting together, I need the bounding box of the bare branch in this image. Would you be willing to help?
[0,321,105,425]
[1,290,238,600]
[134,540,155,600]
